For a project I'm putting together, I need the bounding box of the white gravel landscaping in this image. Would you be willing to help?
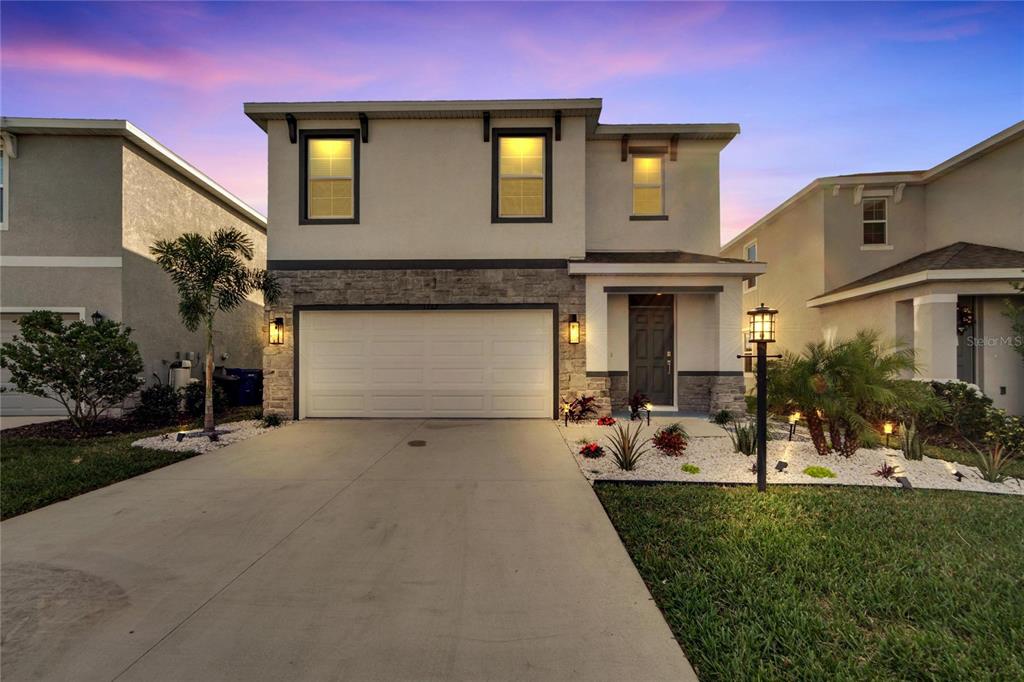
[559,420,1024,496]
[131,419,287,454]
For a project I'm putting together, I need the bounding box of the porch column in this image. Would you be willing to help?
[913,294,958,381]
[717,280,744,373]
[584,276,608,373]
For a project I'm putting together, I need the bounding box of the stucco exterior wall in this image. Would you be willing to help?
[823,185,927,291]
[266,117,587,261]
[979,296,1024,415]
[1,134,123,256]
[723,190,826,356]
[585,139,724,255]
[925,138,1024,252]
[121,143,268,384]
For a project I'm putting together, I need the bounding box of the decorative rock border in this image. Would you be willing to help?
[131,419,288,454]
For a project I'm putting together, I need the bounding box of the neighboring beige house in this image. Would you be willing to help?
[0,118,268,417]
[722,121,1024,414]
[245,98,763,419]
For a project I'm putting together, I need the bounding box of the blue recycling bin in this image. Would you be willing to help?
[226,368,264,406]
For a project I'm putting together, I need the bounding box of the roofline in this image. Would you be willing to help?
[721,119,1024,252]
[244,98,604,130]
[591,123,740,141]
[0,117,267,230]
[806,268,1023,307]
[567,261,767,276]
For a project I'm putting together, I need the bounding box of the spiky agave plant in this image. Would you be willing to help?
[729,421,757,456]
[900,421,925,461]
[969,441,1020,484]
[606,422,650,471]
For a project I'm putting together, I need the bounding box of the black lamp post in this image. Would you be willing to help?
[739,303,780,492]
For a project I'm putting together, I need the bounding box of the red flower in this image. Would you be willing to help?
[579,442,605,458]
[597,416,616,426]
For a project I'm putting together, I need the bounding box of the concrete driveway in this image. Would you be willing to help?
[1,420,694,681]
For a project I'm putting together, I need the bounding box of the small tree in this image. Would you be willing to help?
[0,310,144,431]
[151,229,280,435]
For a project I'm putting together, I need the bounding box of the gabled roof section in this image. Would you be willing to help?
[806,242,1024,307]
[0,117,266,230]
[824,242,1024,296]
[722,119,1024,252]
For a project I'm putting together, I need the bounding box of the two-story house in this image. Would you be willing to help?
[722,121,1024,414]
[245,98,762,419]
[0,118,268,418]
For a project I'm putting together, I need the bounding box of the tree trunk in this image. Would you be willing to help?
[205,318,215,433]
[828,420,842,455]
[805,410,830,456]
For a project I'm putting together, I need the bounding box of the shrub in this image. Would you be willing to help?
[899,421,925,461]
[579,442,605,458]
[562,395,598,424]
[653,423,689,456]
[0,311,144,432]
[970,442,1020,484]
[803,465,836,479]
[626,390,650,420]
[986,410,1024,455]
[261,413,284,428]
[873,462,901,479]
[680,463,700,474]
[745,394,757,414]
[710,410,733,426]
[132,379,181,426]
[183,383,228,418]
[606,422,650,471]
[729,421,757,456]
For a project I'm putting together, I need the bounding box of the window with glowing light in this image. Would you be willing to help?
[632,156,664,216]
[492,129,551,222]
[300,130,359,224]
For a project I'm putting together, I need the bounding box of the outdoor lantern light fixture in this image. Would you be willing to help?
[269,317,285,345]
[738,303,782,492]
[788,411,801,440]
[90,310,103,325]
[568,314,581,344]
[883,421,895,447]
[747,303,778,343]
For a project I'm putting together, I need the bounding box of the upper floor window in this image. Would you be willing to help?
[300,130,359,224]
[632,156,665,218]
[862,198,886,245]
[492,129,551,223]
[743,240,758,290]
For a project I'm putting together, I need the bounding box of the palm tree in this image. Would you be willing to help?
[151,229,280,435]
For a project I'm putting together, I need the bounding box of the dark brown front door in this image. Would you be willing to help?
[629,295,673,405]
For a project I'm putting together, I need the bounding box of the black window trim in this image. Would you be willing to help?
[491,127,553,224]
[299,129,360,226]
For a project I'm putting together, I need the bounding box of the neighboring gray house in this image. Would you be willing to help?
[0,118,268,417]
[722,121,1024,415]
[245,98,763,419]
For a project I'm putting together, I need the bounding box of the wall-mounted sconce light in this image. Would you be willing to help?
[90,310,104,325]
[269,317,285,345]
[568,314,581,344]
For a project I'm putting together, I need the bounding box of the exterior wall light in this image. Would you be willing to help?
[269,317,285,345]
[90,310,104,325]
[568,314,581,344]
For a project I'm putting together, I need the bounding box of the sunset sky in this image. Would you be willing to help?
[2,1,1021,243]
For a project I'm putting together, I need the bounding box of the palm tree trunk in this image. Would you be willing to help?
[205,317,214,433]
[806,410,830,456]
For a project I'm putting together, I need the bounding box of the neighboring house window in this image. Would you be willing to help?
[862,198,887,245]
[632,156,665,217]
[743,241,758,291]
[492,128,552,223]
[299,130,359,224]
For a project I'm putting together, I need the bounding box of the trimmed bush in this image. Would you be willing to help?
[132,382,181,426]
[183,383,228,418]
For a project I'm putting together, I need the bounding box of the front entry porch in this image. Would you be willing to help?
[574,263,759,417]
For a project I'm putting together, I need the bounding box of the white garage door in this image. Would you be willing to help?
[1,311,82,416]
[299,309,554,418]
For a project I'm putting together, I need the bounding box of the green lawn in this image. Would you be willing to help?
[596,484,1024,681]
[1,408,261,520]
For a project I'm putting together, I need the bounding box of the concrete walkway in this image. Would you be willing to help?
[1,420,695,681]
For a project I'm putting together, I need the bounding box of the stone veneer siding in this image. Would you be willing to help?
[263,267,611,418]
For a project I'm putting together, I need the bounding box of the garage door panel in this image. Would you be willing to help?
[300,309,553,418]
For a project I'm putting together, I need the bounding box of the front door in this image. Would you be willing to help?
[629,295,673,405]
